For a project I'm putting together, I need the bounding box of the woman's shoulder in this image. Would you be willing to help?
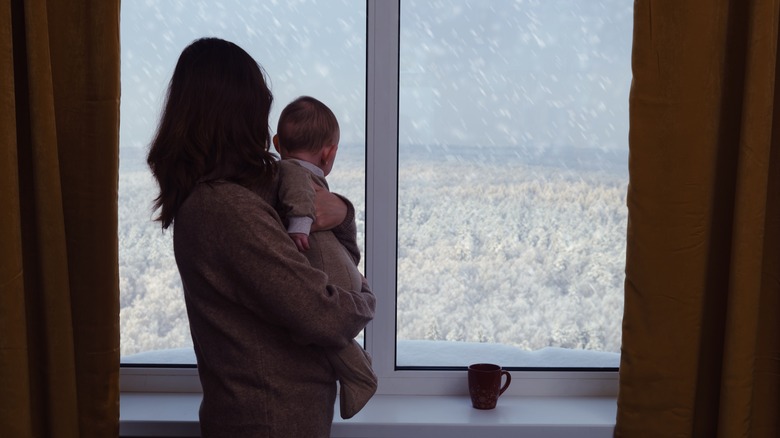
[190,180,259,203]
[174,181,287,247]
[180,181,278,221]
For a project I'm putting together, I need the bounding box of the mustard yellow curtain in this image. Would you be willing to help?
[0,0,120,436]
[617,1,780,436]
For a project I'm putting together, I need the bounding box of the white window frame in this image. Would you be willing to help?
[120,0,619,398]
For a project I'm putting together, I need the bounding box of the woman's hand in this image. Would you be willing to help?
[311,184,347,231]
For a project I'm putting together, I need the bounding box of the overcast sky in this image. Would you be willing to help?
[120,0,633,154]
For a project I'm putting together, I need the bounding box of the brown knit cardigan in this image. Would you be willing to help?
[173,178,376,437]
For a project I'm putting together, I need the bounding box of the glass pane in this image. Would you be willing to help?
[120,0,366,365]
[397,0,632,368]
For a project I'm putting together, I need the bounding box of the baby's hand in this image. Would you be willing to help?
[290,233,310,252]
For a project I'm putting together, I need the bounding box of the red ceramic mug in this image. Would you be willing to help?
[467,363,511,409]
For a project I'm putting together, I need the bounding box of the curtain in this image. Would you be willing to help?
[617,1,780,436]
[0,0,120,436]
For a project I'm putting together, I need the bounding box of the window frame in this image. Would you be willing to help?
[119,0,620,397]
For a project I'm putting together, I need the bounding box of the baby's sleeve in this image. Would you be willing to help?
[277,161,317,233]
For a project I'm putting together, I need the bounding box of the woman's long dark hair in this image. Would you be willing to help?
[147,37,276,229]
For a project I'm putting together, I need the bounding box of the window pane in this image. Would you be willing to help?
[120,0,366,365]
[397,0,632,368]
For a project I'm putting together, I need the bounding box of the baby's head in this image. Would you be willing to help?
[274,96,340,175]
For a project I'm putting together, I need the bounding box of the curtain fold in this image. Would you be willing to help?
[617,1,780,436]
[0,0,120,436]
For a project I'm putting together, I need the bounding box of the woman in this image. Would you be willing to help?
[146,37,376,437]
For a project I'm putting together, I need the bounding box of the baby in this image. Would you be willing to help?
[274,95,377,419]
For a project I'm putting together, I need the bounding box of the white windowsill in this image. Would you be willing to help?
[120,393,616,438]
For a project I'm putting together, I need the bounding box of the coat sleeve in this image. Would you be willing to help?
[329,193,361,266]
[277,160,317,220]
[174,182,375,348]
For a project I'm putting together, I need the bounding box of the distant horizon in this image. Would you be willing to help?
[119,141,628,175]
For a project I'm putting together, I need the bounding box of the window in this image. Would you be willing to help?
[120,0,631,395]
[394,0,631,369]
[119,0,367,365]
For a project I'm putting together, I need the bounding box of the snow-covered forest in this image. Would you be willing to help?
[395,152,626,353]
[119,145,627,361]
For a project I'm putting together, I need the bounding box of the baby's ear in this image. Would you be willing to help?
[322,142,338,163]
[272,135,282,154]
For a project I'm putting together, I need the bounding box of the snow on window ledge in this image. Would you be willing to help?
[121,340,620,368]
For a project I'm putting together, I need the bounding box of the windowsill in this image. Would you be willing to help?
[120,393,616,437]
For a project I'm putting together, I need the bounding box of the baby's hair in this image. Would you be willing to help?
[276,96,339,154]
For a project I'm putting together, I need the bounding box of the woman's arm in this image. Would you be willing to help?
[310,184,349,231]
[175,182,374,348]
[311,185,360,265]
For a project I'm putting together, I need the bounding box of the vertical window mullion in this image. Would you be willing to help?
[364,0,400,380]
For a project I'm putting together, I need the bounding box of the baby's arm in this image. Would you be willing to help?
[278,161,317,251]
[287,214,313,252]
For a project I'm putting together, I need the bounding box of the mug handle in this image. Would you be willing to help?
[498,370,511,396]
